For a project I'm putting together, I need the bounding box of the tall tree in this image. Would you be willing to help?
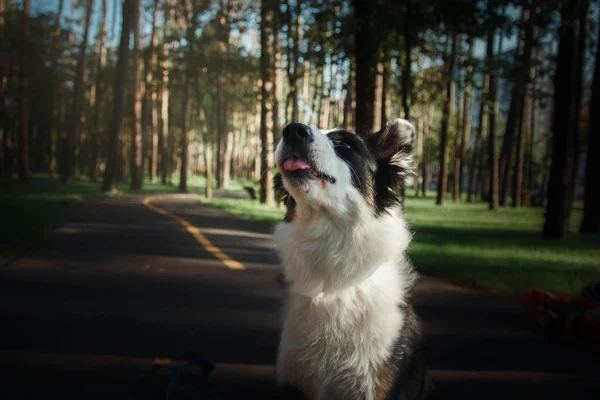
[145,0,159,182]
[179,0,199,193]
[401,1,412,120]
[63,0,94,184]
[456,39,474,201]
[468,74,489,203]
[46,0,64,176]
[130,0,143,190]
[580,9,600,233]
[90,0,107,182]
[499,8,535,206]
[436,32,457,206]
[259,0,275,205]
[543,2,585,239]
[354,0,376,134]
[216,1,232,189]
[159,2,171,185]
[17,0,30,183]
[102,0,133,192]
[568,0,589,212]
[287,0,301,122]
[486,9,499,211]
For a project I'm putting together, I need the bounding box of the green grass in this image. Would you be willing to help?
[0,172,250,260]
[207,193,600,296]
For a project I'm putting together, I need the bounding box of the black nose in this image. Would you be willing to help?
[282,123,313,146]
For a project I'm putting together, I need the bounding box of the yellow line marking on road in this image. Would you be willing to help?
[142,196,245,270]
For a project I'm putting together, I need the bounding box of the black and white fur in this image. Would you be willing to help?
[273,119,434,400]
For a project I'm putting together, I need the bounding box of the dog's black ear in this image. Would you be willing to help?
[367,118,415,169]
[364,118,415,212]
[273,172,296,222]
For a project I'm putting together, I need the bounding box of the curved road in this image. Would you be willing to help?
[0,195,597,399]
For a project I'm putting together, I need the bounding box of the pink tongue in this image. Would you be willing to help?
[283,157,312,171]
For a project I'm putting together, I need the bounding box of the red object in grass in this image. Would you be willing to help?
[520,288,600,339]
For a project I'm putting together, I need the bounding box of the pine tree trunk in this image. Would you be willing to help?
[259,0,274,205]
[487,22,499,210]
[216,4,231,189]
[580,10,600,233]
[46,0,63,176]
[468,74,489,203]
[273,13,282,140]
[62,0,93,184]
[500,10,535,206]
[145,0,159,182]
[436,31,457,206]
[130,0,143,189]
[288,2,301,122]
[543,4,584,239]
[568,0,589,213]
[102,0,132,192]
[17,0,30,183]
[354,0,376,134]
[453,61,464,201]
[342,61,353,128]
[512,76,533,208]
[458,40,473,201]
[0,0,4,176]
[205,145,213,199]
[373,54,383,129]
[401,4,412,120]
[180,0,199,192]
[160,39,170,185]
[90,0,107,182]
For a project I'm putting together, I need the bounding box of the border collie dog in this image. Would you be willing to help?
[273,119,434,400]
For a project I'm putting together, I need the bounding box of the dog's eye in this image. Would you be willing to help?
[333,141,351,150]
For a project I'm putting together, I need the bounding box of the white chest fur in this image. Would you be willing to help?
[276,262,406,400]
[274,205,413,400]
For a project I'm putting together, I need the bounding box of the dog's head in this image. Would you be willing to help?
[273,119,415,294]
[275,119,415,219]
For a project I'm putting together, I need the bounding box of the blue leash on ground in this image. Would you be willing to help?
[142,351,216,399]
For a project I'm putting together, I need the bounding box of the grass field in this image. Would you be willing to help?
[208,193,600,296]
[2,174,598,296]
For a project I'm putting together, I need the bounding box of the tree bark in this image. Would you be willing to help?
[457,39,473,201]
[102,0,132,192]
[160,49,170,184]
[287,1,301,122]
[468,74,489,203]
[273,11,282,140]
[46,0,64,176]
[259,0,275,205]
[17,0,31,183]
[500,10,534,205]
[216,3,231,189]
[90,0,107,182]
[354,0,376,134]
[436,31,457,206]
[145,0,159,182]
[543,4,584,239]
[568,0,589,213]
[130,0,143,189]
[580,10,600,233]
[401,3,412,120]
[512,75,533,208]
[180,0,199,193]
[62,0,93,184]
[487,22,499,210]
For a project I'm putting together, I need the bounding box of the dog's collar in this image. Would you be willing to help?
[365,268,378,281]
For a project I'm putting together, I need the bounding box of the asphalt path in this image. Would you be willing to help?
[0,194,597,399]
